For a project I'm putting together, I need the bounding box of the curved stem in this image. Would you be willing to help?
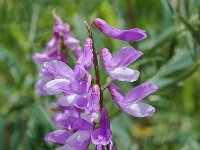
[84,21,104,110]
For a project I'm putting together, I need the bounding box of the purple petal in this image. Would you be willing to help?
[100,108,111,137]
[91,129,112,146]
[91,108,112,146]
[69,80,88,96]
[35,80,48,96]
[108,83,124,104]
[81,74,92,92]
[33,52,49,64]
[75,97,88,109]
[108,46,143,68]
[108,67,140,82]
[81,112,99,123]
[65,37,80,51]
[61,116,93,130]
[101,48,112,68]
[56,131,91,150]
[94,18,147,41]
[87,85,100,113]
[120,103,155,117]
[43,60,74,79]
[73,46,83,58]
[44,129,73,144]
[73,64,87,81]
[124,83,158,104]
[46,37,59,50]
[81,38,93,69]
[58,94,80,107]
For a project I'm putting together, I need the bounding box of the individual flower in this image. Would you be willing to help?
[101,46,143,82]
[91,108,113,149]
[93,18,147,41]
[108,83,157,117]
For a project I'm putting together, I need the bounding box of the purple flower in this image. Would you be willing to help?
[101,46,143,82]
[33,14,83,64]
[91,108,112,149]
[42,60,90,96]
[94,18,147,41]
[75,85,100,123]
[37,16,157,149]
[51,106,80,128]
[108,83,157,117]
[40,37,93,97]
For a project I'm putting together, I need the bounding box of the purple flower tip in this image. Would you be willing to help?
[94,18,147,41]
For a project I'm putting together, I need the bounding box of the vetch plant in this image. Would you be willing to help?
[34,14,158,150]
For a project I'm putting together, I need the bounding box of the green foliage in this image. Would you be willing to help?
[0,0,200,149]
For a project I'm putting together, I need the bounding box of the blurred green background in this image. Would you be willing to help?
[0,0,200,149]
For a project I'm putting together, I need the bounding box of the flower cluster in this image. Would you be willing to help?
[34,15,157,150]
[33,13,83,95]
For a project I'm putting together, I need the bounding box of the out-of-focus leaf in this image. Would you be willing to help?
[177,15,200,43]
[0,117,5,150]
[111,114,135,150]
[0,46,21,83]
[149,50,194,83]
[161,0,175,16]
[140,26,181,54]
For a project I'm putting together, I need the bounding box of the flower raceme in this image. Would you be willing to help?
[33,16,157,149]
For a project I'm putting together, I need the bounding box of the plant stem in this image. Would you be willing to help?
[61,36,68,62]
[84,21,104,110]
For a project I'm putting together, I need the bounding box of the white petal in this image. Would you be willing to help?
[58,94,80,106]
[108,67,139,82]
[120,103,155,117]
[45,79,70,94]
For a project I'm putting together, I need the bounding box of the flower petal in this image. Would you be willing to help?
[124,83,158,104]
[44,129,73,144]
[65,37,80,51]
[61,116,93,131]
[101,48,112,68]
[81,38,93,69]
[43,60,74,79]
[120,103,155,117]
[45,79,70,94]
[108,46,143,68]
[108,83,124,104]
[75,97,88,110]
[35,80,48,96]
[108,67,140,82]
[56,131,91,150]
[33,52,49,64]
[91,108,112,146]
[81,112,99,123]
[58,94,80,107]
[94,18,147,41]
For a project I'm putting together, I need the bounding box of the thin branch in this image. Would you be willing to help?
[84,21,104,110]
